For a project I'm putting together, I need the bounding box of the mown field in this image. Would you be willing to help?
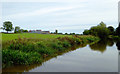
[2,33,100,68]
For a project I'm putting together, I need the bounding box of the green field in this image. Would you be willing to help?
[2,33,71,42]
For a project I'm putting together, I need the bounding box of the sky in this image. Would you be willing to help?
[1,0,119,34]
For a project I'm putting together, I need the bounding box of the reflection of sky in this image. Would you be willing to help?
[1,0,119,34]
[29,44,118,72]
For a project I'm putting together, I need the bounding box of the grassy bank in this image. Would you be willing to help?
[2,33,100,68]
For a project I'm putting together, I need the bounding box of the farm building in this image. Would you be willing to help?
[29,30,50,34]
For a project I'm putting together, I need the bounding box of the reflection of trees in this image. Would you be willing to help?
[116,41,120,50]
[79,44,87,48]
[107,39,114,47]
[2,63,42,72]
[89,40,107,53]
[116,41,120,55]
[89,39,114,53]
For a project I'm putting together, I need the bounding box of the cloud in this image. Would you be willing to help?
[1,0,88,2]
[2,0,118,33]
[4,5,84,19]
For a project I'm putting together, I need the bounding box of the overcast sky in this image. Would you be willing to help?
[1,0,119,34]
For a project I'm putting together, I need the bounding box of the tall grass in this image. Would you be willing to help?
[2,35,100,68]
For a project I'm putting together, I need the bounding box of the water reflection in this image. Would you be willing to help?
[2,40,117,72]
[116,40,120,72]
[89,39,114,53]
[2,44,87,72]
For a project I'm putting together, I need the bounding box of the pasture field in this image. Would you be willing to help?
[2,33,72,42]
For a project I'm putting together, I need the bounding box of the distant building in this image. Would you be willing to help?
[29,30,50,34]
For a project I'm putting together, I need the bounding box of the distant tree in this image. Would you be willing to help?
[107,26,114,35]
[23,30,28,32]
[0,27,3,29]
[20,29,24,33]
[58,33,63,34]
[116,22,120,36]
[55,30,58,34]
[83,29,90,35]
[3,21,14,33]
[89,22,109,39]
[65,33,68,35]
[14,26,20,33]
[70,33,75,35]
[72,33,75,35]
[15,29,28,33]
[50,32,54,34]
[98,21,106,27]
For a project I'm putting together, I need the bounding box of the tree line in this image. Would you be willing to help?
[83,22,120,39]
[1,21,120,38]
[1,21,28,33]
[0,21,80,35]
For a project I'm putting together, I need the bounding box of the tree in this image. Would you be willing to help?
[23,30,28,32]
[20,29,24,33]
[14,26,20,33]
[70,33,75,35]
[98,21,106,27]
[65,33,68,35]
[3,21,14,33]
[116,41,120,50]
[89,22,109,39]
[55,30,58,34]
[115,22,120,36]
[107,26,114,35]
[83,29,90,35]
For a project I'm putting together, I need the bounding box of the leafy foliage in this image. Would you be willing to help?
[83,22,110,39]
[107,26,114,35]
[3,21,14,33]
[115,23,120,36]
[14,26,21,33]
[83,29,90,35]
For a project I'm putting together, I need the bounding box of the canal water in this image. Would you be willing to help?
[3,40,118,72]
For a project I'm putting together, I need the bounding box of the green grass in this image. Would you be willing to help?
[2,33,100,68]
[2,33,72,42]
